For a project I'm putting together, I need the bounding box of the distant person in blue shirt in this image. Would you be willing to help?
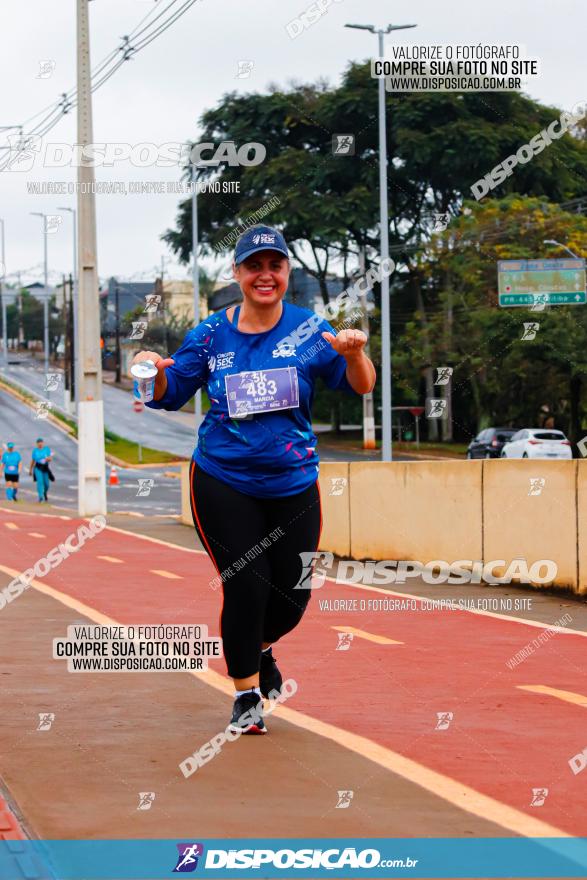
[30,438,53,503]
[1,442,22,501]
[131,225,376,735]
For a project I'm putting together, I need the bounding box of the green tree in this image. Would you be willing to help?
[163,65,587,300]
[395,196,587,443]
[161,67,587,441]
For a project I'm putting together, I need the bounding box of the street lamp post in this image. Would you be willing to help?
[543,239,580,259]
[30,212,50,374]
[192,161,202,434]
[58,206,78,407]
[345,22,416,462]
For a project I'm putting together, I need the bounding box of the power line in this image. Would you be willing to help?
[11,1,174,132]
[0,0,199,166]
[130,0,190,42]
[131,0,199,52]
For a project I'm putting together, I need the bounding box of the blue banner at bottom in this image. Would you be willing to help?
[2,838,587,880]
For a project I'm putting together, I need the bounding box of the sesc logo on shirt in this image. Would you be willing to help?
[212,351,235,370]
[272,342,297,358]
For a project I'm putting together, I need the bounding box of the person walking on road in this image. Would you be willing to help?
[131,225,376,734]
[30,438,53,503]
[1,442,22,501]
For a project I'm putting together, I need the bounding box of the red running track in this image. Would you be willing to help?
[1,508,586,836]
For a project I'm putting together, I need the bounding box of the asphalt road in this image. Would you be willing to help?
[2,359,198,460]
[0,387,183,515]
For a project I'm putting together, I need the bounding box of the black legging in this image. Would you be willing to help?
[189,462,322,679]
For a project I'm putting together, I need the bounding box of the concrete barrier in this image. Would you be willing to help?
[349,461,483,563]
[483,459,577,592]
[180,458,584,594]
[317,462,350,558]
[575,461,587,596]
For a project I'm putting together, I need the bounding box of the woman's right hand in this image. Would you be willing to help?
[130,351,175,401]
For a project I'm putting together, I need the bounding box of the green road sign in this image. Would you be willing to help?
[498,258,586,307]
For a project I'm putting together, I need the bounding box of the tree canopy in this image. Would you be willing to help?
[161,63,587,441]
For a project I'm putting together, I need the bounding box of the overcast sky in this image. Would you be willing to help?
[0,0,584,287]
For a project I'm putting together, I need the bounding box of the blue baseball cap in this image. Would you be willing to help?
[234,225,289,265]
[6,442,14,449]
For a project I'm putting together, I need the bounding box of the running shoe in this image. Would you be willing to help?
[228,691,266,735]
[260,647,283,698]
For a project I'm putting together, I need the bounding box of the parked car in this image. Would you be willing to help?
[466,428,517,459]
[500,429,572,460]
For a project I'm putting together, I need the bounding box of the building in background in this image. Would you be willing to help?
[100,279,157,335]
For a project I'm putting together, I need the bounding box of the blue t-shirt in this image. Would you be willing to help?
[2,451,21,474]
[32,446,52,465]
[147,301,358,497]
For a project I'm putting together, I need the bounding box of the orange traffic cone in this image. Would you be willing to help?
[109,466,120,486]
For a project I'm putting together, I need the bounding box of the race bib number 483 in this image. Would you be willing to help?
[225,367,299,418]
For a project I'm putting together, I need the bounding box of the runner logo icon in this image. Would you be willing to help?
[173,843,204,872]
[293,551,333,589]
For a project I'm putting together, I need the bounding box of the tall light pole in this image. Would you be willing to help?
[30,212,50,375]
[191,161,203,433]
[76,0,106,515]
[358,246,376,449]
[345,22,416,462]
[0,218,6,366]
[58,206,78,407]
[543,239,580,259]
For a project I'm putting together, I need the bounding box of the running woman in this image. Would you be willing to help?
[1,442,22,501]
[132,225,376,734]
[30,438,53,503]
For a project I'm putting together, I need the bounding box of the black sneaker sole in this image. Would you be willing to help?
[228,722,267,735]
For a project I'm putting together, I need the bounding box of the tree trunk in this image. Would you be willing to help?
[424,368,438,440]
[469,375,483,436]
[442,286,453,442]
[319,275,330,308]
[570,374,582,448]
[412,271,438,441]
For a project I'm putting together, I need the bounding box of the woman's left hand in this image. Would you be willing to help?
[321,329,367,359]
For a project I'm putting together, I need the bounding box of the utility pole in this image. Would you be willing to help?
[62,274,71,412]
[191,162,203,433]
[76,0,106,515]
[358,247,376,449]
[160,255,169,353]
[115,283,121,384]
[30,212,50,374]
[442,289,453,442]
[68,273,75,403]
[17,271,24,348]
[58,206,78,408]
[0,218,6,366]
